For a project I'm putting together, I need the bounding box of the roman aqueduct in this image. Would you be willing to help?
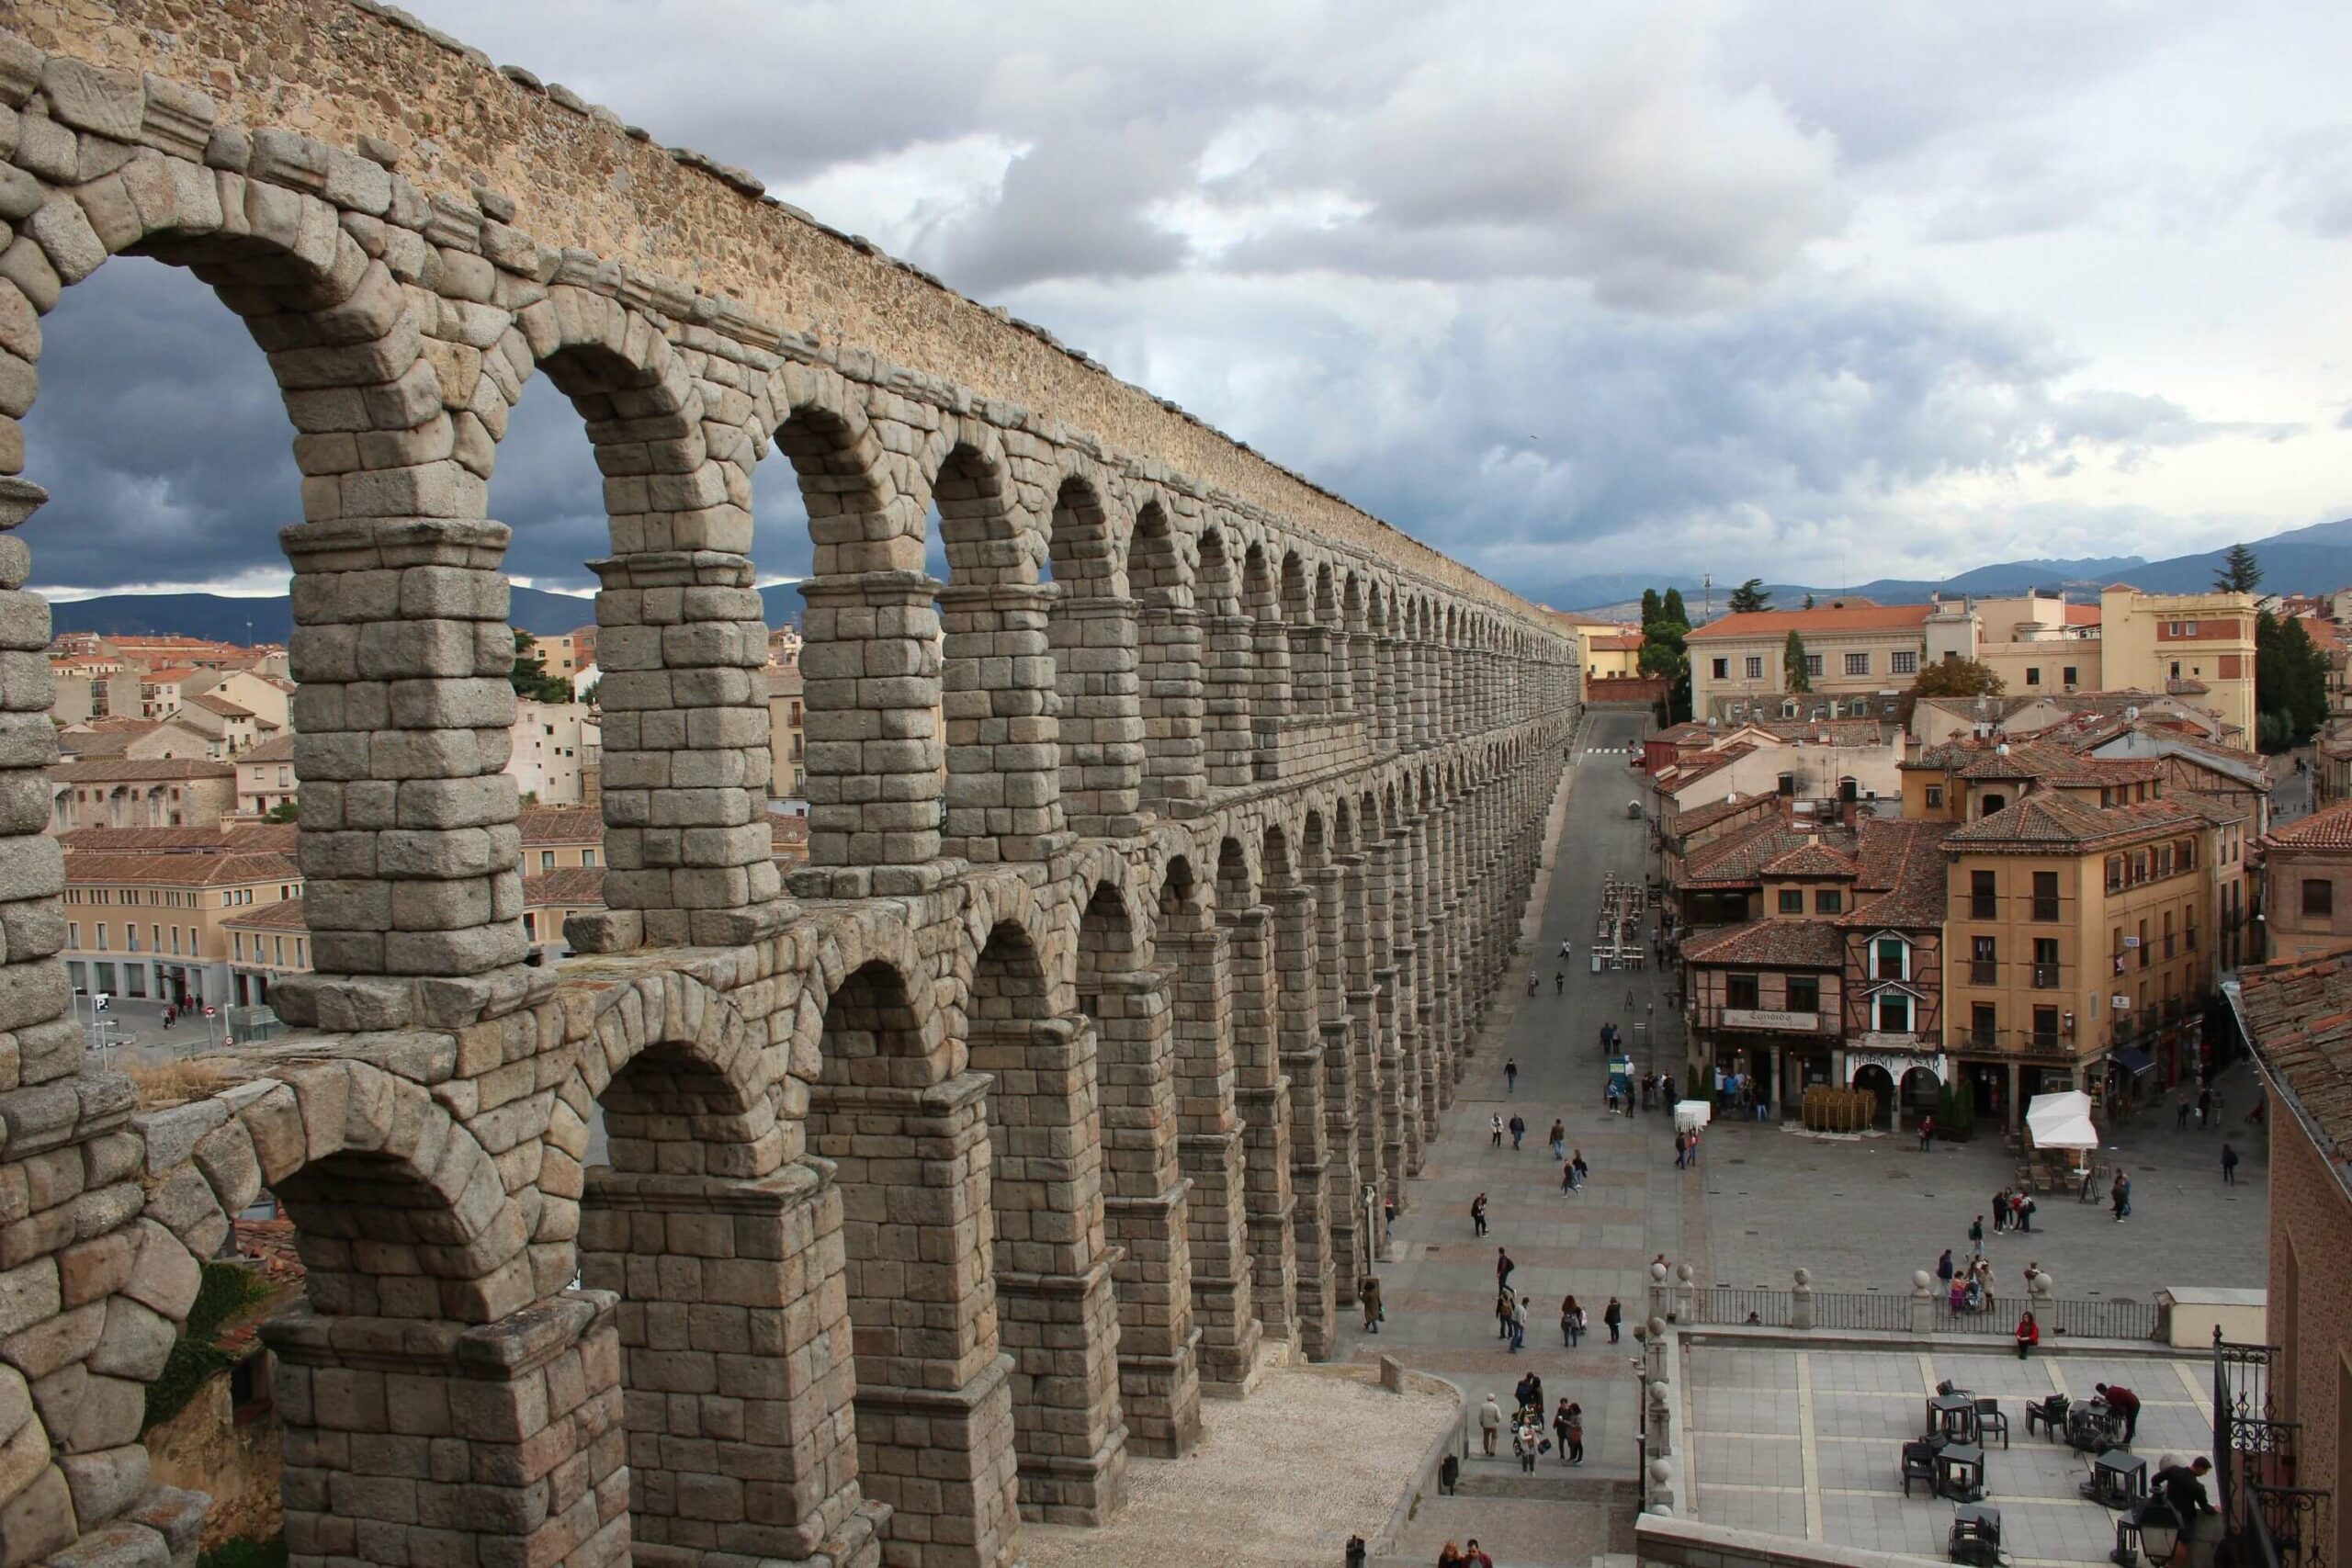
[0,6,1580,1567]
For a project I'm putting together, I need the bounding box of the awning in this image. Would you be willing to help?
[2112,1047,2156,1077]
[2025,1090,2098,1151]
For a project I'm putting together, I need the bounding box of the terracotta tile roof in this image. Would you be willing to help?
[1840,818,1952,927]
[1656,741,1757,791]
[525,867,605,906]
[58,825,297,854]
[1680,818,1858,886]
[2298,615,2346,654]
[1671,795,1776,839]
[1585,632,1645,652]
[1682,918,1846,968]
[516,806,603,845]
[2236,952,2352,1165]
[2065,604,2102,626]
[765,664,805,697]
[185,693,252,717]
[63,852,298,887]
[51,758,234,783]
[140,667,197,683]
[1759,841,1857,878]
[238,734,296,764]
[1687,602,1933,641]
[216,1216,305,1356]
[1943,795,2207,852]
[2267,800,2352,851]
[223,896,307,931]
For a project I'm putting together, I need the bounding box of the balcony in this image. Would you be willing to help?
[1969,961,1997,986]
[2031,964,2061,989]
[2214,1338,2333,1568]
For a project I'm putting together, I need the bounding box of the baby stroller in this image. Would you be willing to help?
[2066,1399,2125,1453]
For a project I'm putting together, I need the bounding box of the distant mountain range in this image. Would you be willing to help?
[35,514,2352,642]
[41,585,808,643]
[1557,516,2352,619]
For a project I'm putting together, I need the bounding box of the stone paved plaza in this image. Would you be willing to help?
[1684,1344,2216,1565]
[1699,1064,2269,1302]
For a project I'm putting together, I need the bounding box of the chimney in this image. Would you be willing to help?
[579,760,602,812]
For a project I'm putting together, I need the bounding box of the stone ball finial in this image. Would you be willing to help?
[1648,1379,1669,1403]
[1646,1502,1677,1517]
[1913,1269,1933,1292]
[1649,1457,1674,1484]
[1793,1267,1812,1288]
[1676,1262,1694,1282]
[1648,1315,1668,1339]
[1650,1261,1668,1282]
[1632,1324,1648,1346]
[2030,1270,2053,1298]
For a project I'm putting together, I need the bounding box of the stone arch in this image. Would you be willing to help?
[966,916,1126,1520]
[930,428,1060,864]
[1129,499,1202,813]
[1242,546,1287,781]
[809,953,1021,1566]
[1199,525,1252,788]
[1049,474,1142,836]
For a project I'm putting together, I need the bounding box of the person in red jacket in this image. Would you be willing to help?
[2096,1382,2142,1445]
[2015,1310,2041,1359]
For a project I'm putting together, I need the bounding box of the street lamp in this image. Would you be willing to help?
[2132,1499,2182,1566]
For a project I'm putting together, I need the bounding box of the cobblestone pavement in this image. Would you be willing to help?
[1017,1365,1453,1568]
[1699,1061,2269,1303]
[1685,1343,2215,1564]
[1335,712,1686,1512]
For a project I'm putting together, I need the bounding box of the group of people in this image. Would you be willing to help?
[1981,1187,2039,1236]
[1673,1125,1702,1168]
[1938,1248,2047,1316]
[1474,1380,1587,1474]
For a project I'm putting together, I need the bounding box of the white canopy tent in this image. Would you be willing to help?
[2025,1090,2098,1151]
[1674,1100,1713,1134]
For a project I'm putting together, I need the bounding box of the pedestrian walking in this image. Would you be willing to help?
[1553,1398,1576,1464]
[1438,1454,1460,1495]
[2015,1309,2040,1359]
[1509,1113,1527,1150]
[1555,971,1565,995]
[1969,1214,1984,1248]
[2176,1092,2192,1133]
[1490,1114,1504,1148]
[1496,1287,1516,1340]
[1497,1247,1515,1292]
[1515,1415,1540,1472]
[1559,940,1573,960]
[2198,1087,2212,1128]
[1561,1157,1577,1193]
[1573,1149,1588,1188]
[1937,1248,1955,1285]
[1471,1192,1488,1236]
[2111,1169,2132,1222]
[1548,1119,1566,1161]
[1604,1296,1623,1344]
[1686,1128,1701,1166]
[1674,1131,1688,1168]
[1565,1401,1585,1464]
[1510,1294,1528,1353]
[1917,1113,1934,1152]
[1478,1393,1503,1456]
[2222,1142,2241,1185]
[1505,1056,1519,1096]
[1992,1187,2008,1233]
[1561,1294,1584,1347]
[1358,1275,1384,1333]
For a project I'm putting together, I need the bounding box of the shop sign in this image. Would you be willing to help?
[1723,1008,1817,1032]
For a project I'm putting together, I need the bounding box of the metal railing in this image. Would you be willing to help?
[2214,1337,2330,1568]
[1686,1287,2156,1339]
[1812,1291,1914,1332]
[2011,1295,2157,1340]
[1688,1287,1792,1326]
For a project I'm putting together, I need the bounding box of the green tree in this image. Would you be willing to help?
[1912,657,2006,699]
[2213,543,2264,594]
[2256,610,2328,751]
[509,630,572,704]
[1726,578,1772,615]
[1784,630,1812,693]
[262,800,300,825]
[1640,589,1663,626]
[1802,592,1815,610]
[1660,587,1690,627]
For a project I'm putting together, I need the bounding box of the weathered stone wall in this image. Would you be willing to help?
[0,10,1582,1568]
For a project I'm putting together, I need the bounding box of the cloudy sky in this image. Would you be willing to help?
[25,0,2352,610]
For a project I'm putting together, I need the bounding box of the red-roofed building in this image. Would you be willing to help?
[1687,599,1933,722]
[2262,801,2352,964]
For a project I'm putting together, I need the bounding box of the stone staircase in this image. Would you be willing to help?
[1378,1472,1640,1568]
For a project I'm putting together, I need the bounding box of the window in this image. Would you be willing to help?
[1925,784,1944,809]
[1970,935,1997,986]
[1786,976,1821,1014]
[1877,991,1912,1033]
[1815,888,1842,913]
[2025,667,2041,686]
[1844,652,1870,676]
[1804,654,1823,678]
[1744,655,1762,680]
[1874,937,1907,981]
[1970,1003,1997,1047]
[274,937,285,965]
[96,924,107,952]
[2063,666,2078,686]
[541,851,556,871]
[1711,658,1729,681]
[1891,650,1917,675]
[2163,910,2176,959]
[2031,870,2060,921]
[2139,919,2150,968]
[523,912,537,940]
[125,926,139,953]
[1970,869,1996,920]
[582,849,596,868]
[2032,1006,2061,1048]
[2105,855,2125,893]
[1725,974,1761,1010]
[2032,937,2060,987]
[232,933,243,961]
[2306,879,2334,919]
[67,922,78,949]
[1778,889,1804,914]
